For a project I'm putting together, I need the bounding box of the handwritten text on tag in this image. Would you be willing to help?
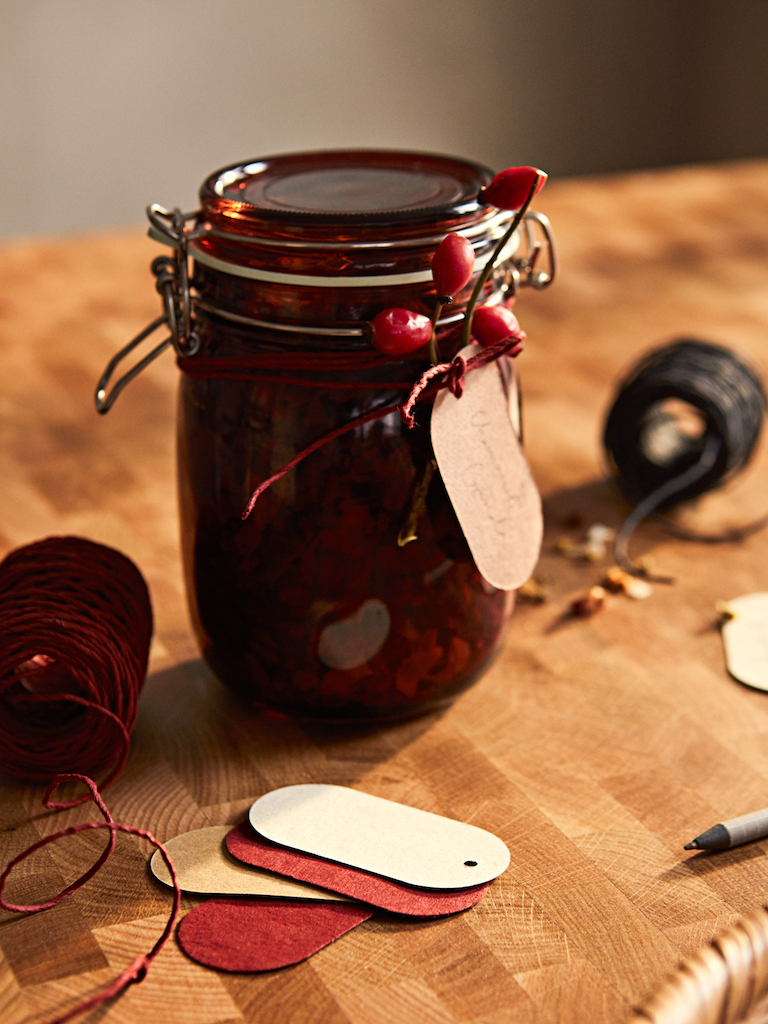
[430,344,542,591]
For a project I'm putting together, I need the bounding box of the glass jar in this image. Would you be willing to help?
[101,150,555,721]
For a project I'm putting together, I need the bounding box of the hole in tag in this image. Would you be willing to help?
[464,860,477,866]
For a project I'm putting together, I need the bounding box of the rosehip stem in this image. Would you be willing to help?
[428,301,443,365]
[397,458,437,547]
[460,173,543,349]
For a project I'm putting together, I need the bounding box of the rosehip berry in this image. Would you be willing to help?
[480,166,547,211]
[431,233,475,301]
[471,304,522,348]
[369,308,432,355]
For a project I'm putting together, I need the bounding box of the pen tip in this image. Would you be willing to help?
[684,841,698,850]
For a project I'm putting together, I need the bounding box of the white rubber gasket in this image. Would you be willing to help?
[189,229,520,287]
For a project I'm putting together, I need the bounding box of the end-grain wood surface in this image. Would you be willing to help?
[2,161,768,1024]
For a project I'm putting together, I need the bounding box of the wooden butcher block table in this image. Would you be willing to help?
[2,161,768,1024]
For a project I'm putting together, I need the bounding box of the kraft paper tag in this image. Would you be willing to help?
[248,784,510,890]
[149,825,349,901]
[497,350,521,439]
[721,592,768,691]
[430,345,542,590]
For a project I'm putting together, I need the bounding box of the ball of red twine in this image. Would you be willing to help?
[0,536,152,793]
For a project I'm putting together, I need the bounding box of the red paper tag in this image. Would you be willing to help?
[178,898,373,972]
[226,823,488,916]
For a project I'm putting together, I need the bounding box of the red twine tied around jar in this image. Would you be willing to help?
[231,330,524,519]
[0,536,152,794]
[176,348,420,390]
[0,774,180,1024]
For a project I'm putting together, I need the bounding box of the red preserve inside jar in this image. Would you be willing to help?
[176,150,530,721]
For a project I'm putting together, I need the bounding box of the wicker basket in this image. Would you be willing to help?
[633,908,768,1024]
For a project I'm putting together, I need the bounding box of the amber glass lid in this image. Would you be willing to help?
[200,150,493,228]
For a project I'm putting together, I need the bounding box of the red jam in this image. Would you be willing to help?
[177,150,521,720]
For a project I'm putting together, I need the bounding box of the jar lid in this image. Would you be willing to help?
[200,150,493,228]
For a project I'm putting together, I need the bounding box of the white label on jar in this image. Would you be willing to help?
[249,784,510,890]
[317,598,390,670]
[430,344,542,591]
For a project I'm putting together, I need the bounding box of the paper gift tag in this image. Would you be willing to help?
[178,898,374,972]
[248,783,510,890]
[496,349,521,439]
[150,825,349,901]
[721,592,768,691]
[226,823,488,916]
[430,344,542,591]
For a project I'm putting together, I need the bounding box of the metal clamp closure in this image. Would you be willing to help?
[95,205,557,413]
[95,207,203,414]
[492,210,558,299]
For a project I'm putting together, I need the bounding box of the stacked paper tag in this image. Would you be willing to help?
[151,784,510,971]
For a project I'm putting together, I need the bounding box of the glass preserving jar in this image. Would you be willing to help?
[98,150,556,721]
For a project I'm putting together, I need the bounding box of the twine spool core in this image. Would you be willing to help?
[603,340,767,580]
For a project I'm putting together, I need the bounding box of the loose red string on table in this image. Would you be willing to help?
[0,536,153,795]
[240,331,524,519]
[0,774,180,1024]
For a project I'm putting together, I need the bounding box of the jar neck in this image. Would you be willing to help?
[186,174,518,332]
[191,304,467,363]
[190,275,512,346]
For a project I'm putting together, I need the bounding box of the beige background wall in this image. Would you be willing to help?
[2,0,767,238]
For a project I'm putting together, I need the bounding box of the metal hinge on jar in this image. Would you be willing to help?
[94,207,203,413]
[491,211,557,299]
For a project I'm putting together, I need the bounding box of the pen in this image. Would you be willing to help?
[684,808,768,851]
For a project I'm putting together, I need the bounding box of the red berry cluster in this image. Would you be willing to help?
[367,165,546,358]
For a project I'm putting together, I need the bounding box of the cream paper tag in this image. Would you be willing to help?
[249,784,510,890]
[430,344,542,590]
[150,825,349,901]
[721,592,768,691]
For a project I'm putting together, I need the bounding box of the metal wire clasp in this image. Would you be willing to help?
[94,206,204,414]
[492,210,558,299]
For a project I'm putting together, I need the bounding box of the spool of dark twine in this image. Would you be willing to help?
[603,339,767,581]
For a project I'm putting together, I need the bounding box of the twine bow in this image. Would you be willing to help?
[400,333,523,428]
